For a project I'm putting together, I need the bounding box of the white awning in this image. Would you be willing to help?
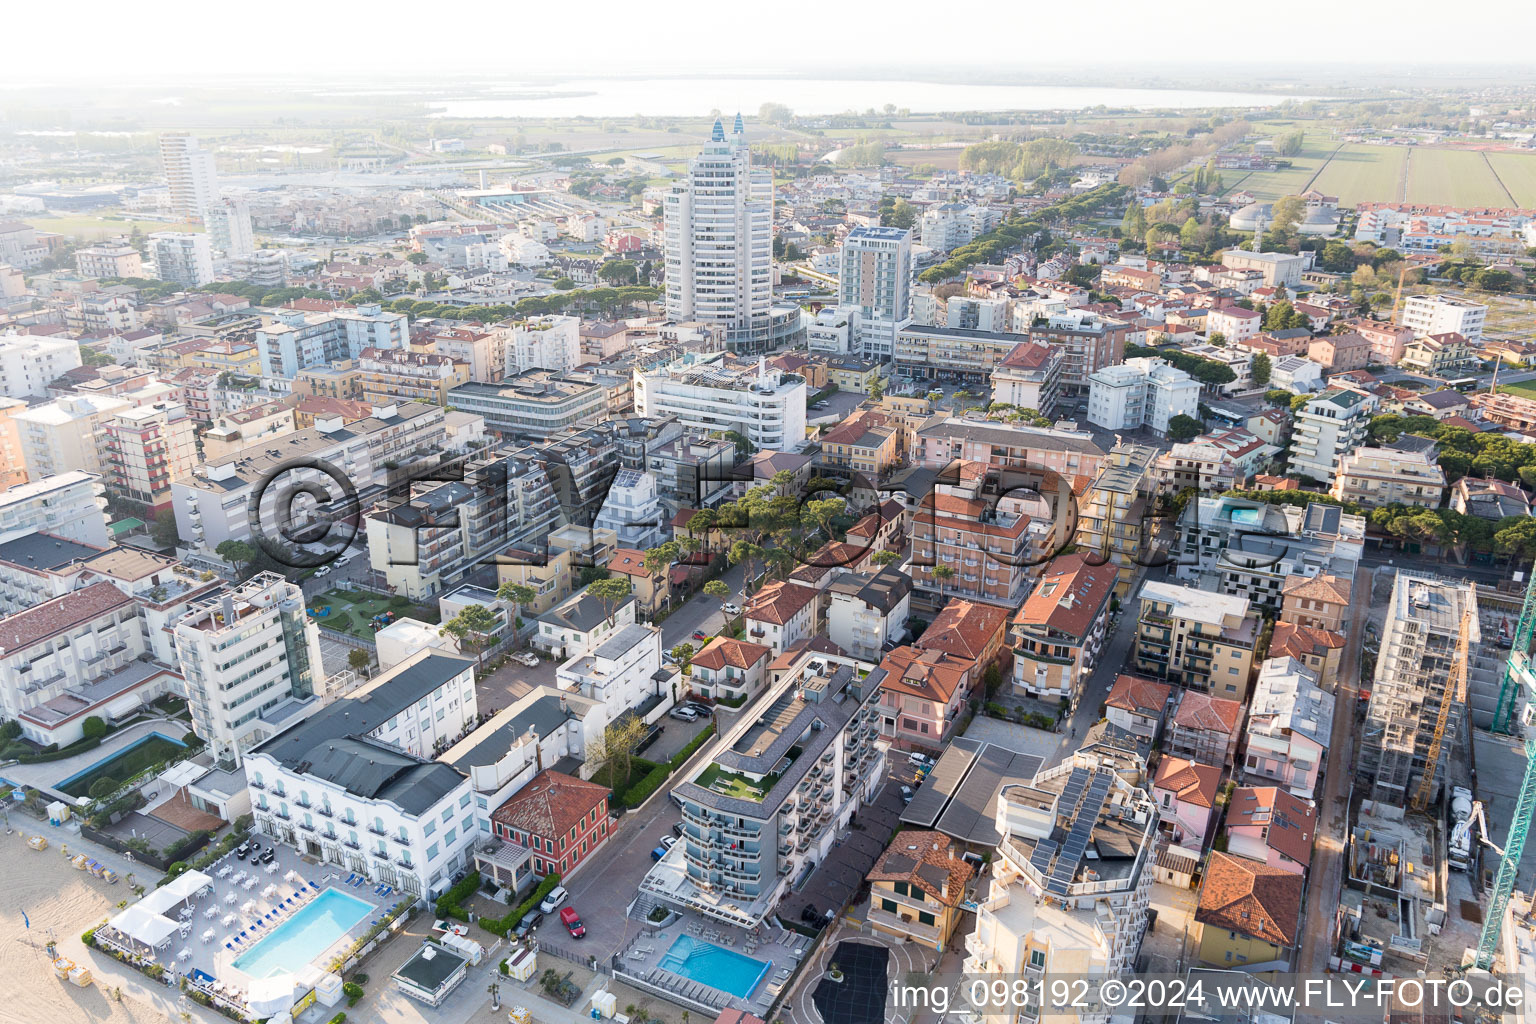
[139,869,213,916]
[109,904,179,949]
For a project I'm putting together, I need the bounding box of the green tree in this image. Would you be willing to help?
[598,261,638,286]
[670,642,696,672]
[702,579,731,602]
[405,252,428,265]
[496,582,537,624]
[347,647,372,677]
[1121,203,1147,242]
[728,541,767,591]
[1179,216,1200,249]
[215,539,256,576]
[1166,414,1204,442]
[1268,195,1305,236]
[871,550,900,566]
[151,509,180,548]
[1250,352,1272,387]
[881,199,916,230]
[553,277,577,290]
[440,603,502,671]
[586,577,634,626]
[81,716,108,740]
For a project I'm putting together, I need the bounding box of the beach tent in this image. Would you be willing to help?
[110,905,179,950]
[245,975,297,1018]
[140,869,214,916]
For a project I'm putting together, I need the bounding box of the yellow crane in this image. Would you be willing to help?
[1411,603,1474,813]
[1390,263,1410,322]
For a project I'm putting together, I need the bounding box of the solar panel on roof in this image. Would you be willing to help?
[1030,839,1057,874]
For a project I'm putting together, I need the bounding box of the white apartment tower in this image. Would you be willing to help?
[504,314,582,375]
[1399,294,1488,344]
[147,231,214,287]
[173,573,325,767]
[838,225,912,361]
[159,133,219,221]
[206,197,256,258]
[664,114,772,352]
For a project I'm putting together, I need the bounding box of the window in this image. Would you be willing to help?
[881,898,898,913]
[893,882,908,896]
[918,911,935,926]
[1029,950,1047,969]
[427,843,439,860]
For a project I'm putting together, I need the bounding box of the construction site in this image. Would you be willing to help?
[1339,566,1536,979]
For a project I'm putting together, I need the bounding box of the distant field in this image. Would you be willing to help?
[1406,148,1513,206]
[27,213,199,242]
[1310,144,1407,205]
[887,148,962,170]
[1485,152,1536,207]
[1230,137,1337,200]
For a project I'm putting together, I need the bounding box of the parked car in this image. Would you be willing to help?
[539,886,568,913]
[559,906,585,938]
[684,702,711,716]
[651,845,670,862]
[661,835,676,850]
[671,822,686,839]
[513,911,542,939]
[722,603,741,615]
[661,652,678,665]
[669,707,699,722]
[513,652,540,668]
[900,785,914,804]
[692,631,709,642]
[314,564,333,577]
[908,752,935,769]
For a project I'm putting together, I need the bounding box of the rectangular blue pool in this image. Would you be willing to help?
[658,934,771,999]
[232,888,373,979]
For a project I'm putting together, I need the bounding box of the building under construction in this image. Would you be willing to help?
[1360,571,1479,806]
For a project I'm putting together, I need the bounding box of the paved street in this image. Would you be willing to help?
[1042,578,1145,769]
[1296,564,1371,982]
[657,563,748,650]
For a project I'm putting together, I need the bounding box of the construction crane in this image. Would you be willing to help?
[1390,263,1411,322]
[1477,569,1536,969]
[1411,602,1474,812]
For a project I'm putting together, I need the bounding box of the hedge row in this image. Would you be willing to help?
[435,870,480,922]
[479,872,562,937]
[616,723,718,808]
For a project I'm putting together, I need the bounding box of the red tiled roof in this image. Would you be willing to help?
[868,830,974,908]
[1226,786,1316,867]
[1013,553,1115,635]
[998,341,1055,370]
[745,581,818,625]
[878,646,969,704]
[692,636,771,672]
[1105,674,1173,716]
[0,581,133,652]
[1269,622,1346,660]
[1196,851,1304,947]
[1281,572,1350,605]
[490,769,608,841]
[1173,691,1245,736]
[916,599,1008,662]
[1153,757,1222,808]
[607,548,650,578]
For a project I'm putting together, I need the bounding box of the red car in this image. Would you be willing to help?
[559,906,585,939]
[692,631,709,642]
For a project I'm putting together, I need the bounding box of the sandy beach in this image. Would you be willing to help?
[0,827,174,1024]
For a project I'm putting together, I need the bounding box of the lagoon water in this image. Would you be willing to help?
[427,76,1307,119]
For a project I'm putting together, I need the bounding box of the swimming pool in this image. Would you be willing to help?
[657,934,771,999]
[232,888,373,979]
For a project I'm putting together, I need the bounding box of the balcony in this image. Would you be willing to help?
[392,834,410,846]
[367,825,387,837]
[316,806,333,818]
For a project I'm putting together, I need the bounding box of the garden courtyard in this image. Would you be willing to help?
[310,588,440,642]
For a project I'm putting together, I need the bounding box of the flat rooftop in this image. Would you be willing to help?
[901,738,1044,847]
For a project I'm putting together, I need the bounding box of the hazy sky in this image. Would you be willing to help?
[7,0,1536,82]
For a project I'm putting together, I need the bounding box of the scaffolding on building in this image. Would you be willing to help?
[1476,569,1536,969]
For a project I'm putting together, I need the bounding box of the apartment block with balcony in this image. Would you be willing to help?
[963,755,1158,1024]
[910,460,1052,609]
[1224,786,1317,875]
[555,623,664,729]
[0,471,110,547]
[1010,553,1116,705]
[915,419,1107,487]
[366,451,560,601]
[1151,757,1221,853]
[1331,436,1446,509]
[639,648,887,927]
[449,372,608,442]
[1134,581,1259,697]
[744,580,819,654]
[690,636,771,705]
[244,651,480,898]
[0,580,166,728]
[1194,852,1303,970]
[1166,690,1247,766]
[1289,388,1375,486]
[634,356,806,451]
[826,566,912,662]
[989,340,1065,417]
[0,332,82,399]
[172,573,326,766]
[1075,443,1158,599]
[103,401,197,511]
[1175,497,1364,615]
[14,394,130,481]
[356,347,470,407]
[865,831,975,952]
[1243,657,1334,800]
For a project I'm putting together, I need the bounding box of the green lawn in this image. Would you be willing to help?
[27,212,203,242]
[1406,148,1512,207]
[1228,136,1337,201]
[1497,380,1536,399]
[1485,152,1536,207]
[60,734,187,799]
[1310,144,1407,205]
[693,762,779,802]
[311,587,439,641]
